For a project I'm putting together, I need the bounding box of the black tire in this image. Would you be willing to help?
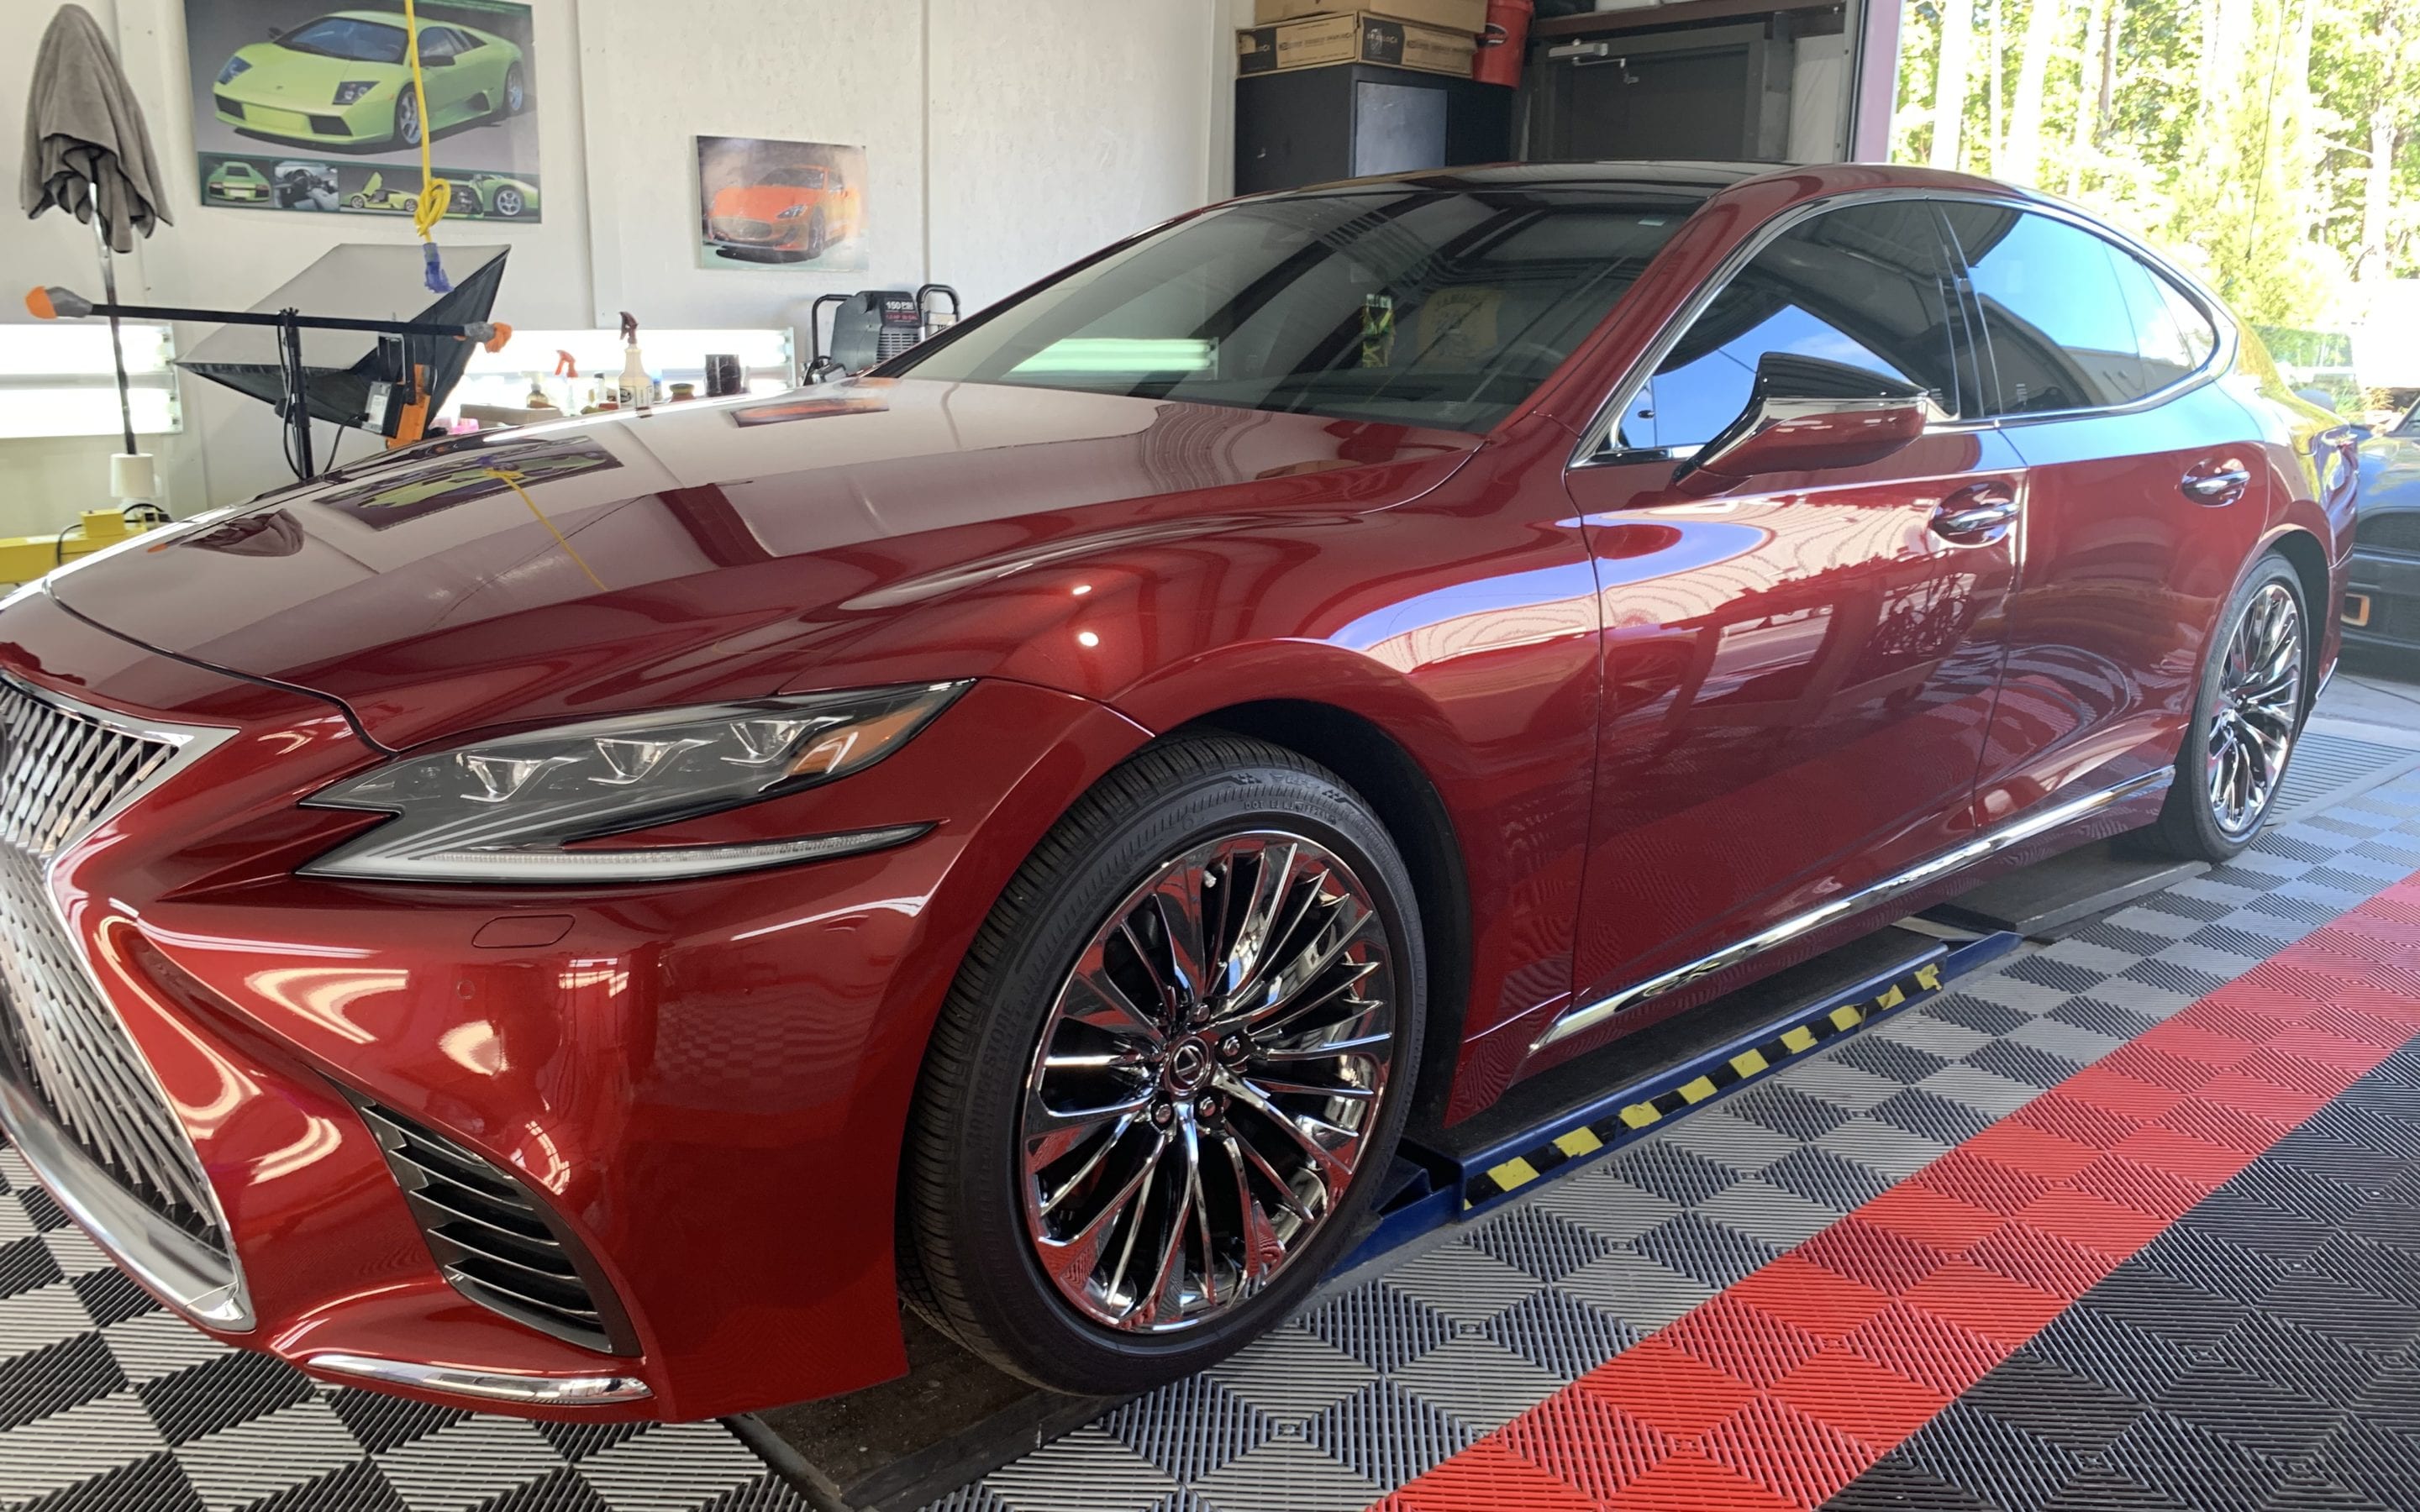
[500,63,528,119]
[2148,552,2310,861]
[492,186,525,218]
[393,92,420,150]
[901,735,1425,1394]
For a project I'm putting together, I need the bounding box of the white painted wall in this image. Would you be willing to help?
[2,0,1237,534]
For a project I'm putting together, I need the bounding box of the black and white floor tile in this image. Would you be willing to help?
[8,775,2420,1512]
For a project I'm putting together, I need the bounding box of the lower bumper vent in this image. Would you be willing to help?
[357,1102,635,1357]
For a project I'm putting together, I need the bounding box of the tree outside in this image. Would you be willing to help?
[1891,0,2420,400]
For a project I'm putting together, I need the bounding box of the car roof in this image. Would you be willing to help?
[1253,160,2033,211]
[1260,161,1767,201]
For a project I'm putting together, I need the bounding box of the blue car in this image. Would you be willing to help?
[2350,401,2420,651]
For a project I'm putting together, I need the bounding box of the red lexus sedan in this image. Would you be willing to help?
[0,162,2352,1420]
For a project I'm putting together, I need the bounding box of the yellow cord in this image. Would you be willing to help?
[402,0,450,239]
[487,469,606,591]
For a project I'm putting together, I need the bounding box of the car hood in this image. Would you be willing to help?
[229,44,397,90]
[50,379,1477,749]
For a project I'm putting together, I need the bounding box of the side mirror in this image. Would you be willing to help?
[1672,353,1938,495]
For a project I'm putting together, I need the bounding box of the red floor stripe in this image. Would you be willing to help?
[1380,876,2420,1512]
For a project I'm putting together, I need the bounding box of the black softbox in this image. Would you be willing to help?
[176,244,508,427]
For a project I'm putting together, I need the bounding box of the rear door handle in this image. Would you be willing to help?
[2181,459,2251,506]
[1931,481,2020,544]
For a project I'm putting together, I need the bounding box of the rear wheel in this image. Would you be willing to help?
[2150,553,2308,860]
[902,737,1423,1394]
[492,186,525,218]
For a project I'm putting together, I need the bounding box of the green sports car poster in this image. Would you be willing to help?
[185,1,542,222]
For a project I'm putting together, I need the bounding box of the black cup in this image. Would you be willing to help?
[705,354,744,397]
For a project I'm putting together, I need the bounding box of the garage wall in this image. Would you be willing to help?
[1,0,1239,536]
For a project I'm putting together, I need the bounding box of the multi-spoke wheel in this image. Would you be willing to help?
[1023,832,1396,1332]
[2206,580,2303,838]
[2153,554,2309,861]
[902,738,1423,1393]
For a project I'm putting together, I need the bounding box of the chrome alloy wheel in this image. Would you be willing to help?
[2207,580,2304,837]
[1019,831,1397,1333]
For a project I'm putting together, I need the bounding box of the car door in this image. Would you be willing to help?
[415,27,471,123]
[1938,203,2265,824]
[1549,197,2023,1054]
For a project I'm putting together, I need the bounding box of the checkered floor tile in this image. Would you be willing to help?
[8,778,2420,1512]
[944,774,2420,1512]
[0,1156,805,1511]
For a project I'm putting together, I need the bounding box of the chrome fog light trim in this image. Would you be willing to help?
[302,1352,654,1405]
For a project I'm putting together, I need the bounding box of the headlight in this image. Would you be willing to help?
[333,81,377,105]
[218,56,250,85]
[302,682,966,884]
[776,203,808,219]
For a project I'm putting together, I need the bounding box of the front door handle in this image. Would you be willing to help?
[1931,482,2020,545]
[2181,459,2251,506]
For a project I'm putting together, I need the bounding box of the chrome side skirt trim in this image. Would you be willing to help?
[1531,769,2174,1053]
[302,1352,653,1406]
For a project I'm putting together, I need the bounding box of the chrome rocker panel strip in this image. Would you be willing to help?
[1532,768,2174,1053]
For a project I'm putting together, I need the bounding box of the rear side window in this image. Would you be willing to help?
[2112,254,2218,391]
[1622,199,1965,454]
[1944,206,2212,414]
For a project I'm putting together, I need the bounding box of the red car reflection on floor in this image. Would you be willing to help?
[0,161,2351,1420]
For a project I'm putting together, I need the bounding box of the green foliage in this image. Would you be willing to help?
[1891,0,2418,324]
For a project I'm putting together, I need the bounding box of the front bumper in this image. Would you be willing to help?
[2343,549,2420,651]
[0,590,1148,1420]
[214,86,388,144]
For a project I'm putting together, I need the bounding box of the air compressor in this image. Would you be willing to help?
[806,284,960,381]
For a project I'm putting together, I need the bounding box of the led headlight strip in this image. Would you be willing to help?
[302,682,965,885]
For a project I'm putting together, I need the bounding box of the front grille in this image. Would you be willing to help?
[0,678,225,1253]
[708,217,780,244]
[2355,511,2420,556]
[358,1102,634,1356]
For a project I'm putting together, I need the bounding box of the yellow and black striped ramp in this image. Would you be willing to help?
[1462,959,1948,1211]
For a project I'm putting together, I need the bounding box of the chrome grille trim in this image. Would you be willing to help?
[0,671,248,1327]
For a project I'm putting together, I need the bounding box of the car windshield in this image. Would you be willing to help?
[278,17,408,64]
[887,184,1698,433]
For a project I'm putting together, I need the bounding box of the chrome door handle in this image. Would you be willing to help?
[2181,462,2251,505]
[1931,485,2019,544]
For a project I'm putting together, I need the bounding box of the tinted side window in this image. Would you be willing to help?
[2112,254,2218,391]
[1623,200,1963,453]
[1945,207,2175,414]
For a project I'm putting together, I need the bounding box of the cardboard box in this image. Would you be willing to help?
[1238,13,1480,78]
[1252,0,1490,34]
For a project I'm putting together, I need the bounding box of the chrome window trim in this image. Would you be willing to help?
[1569,186,2236,470]
[1531,766,2174,1053]
[0,671,250,1331]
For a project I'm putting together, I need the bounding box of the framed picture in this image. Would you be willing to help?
[697,136,869,272]
[186,1,541,221]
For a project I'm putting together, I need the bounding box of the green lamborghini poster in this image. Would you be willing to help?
[184,1,542,221]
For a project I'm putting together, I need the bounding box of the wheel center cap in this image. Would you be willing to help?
[1165,1038,1214,1095]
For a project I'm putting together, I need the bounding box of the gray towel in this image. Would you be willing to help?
[20,3,171,253]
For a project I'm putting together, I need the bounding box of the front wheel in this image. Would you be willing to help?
[2149,553,2308,860]
[902,736,1423,1394]
[393,92,421,149]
